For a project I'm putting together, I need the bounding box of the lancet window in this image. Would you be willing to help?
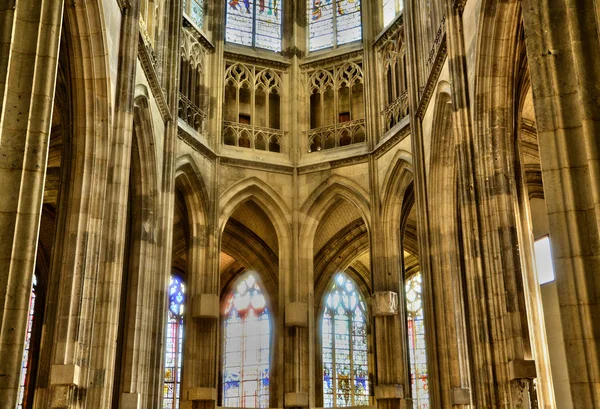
[183,0,204,28]
[322,273,370,407]
[226,0,283,52]
[17,275,37,409]
[163,275,186,409]
[378,28,408,132]
[223,62,283,152]
[308,0,363,51]
[383,0,403,27]
[307,61,366,152]
[179,29,207,133]
[222,273,271,408]
[406,272,429,409]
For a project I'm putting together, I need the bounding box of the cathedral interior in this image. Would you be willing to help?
[1,0,599,408]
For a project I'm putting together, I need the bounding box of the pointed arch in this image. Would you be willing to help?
[300,175,371,244]
[175,155,210,232]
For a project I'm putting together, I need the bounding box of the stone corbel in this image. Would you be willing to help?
[451,388,471,405]
[50,364,81,386]
[285,302,308,327]
[284,392,309,407]
[509,359,537,380]
[191,294,220,319]
[375,384,404,399]
[372,291,399,316]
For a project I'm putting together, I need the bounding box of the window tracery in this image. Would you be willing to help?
[307,61,366,152]
[377,28,408,132]
[17,275,37,409]
[226,0,282,52]
[322,273,370,407]
[163,275,186,409]
[309,0,363,51]
[406,272,429,409]
[223,62,283,152]
[222,273,271,408]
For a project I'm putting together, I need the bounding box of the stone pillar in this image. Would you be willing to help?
[522,1,600,408]
[0,1,64,407]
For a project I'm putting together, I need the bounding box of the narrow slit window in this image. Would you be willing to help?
[163,276,186,409]
[406,272,429,409]
[322,272,369,407]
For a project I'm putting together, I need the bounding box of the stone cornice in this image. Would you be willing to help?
[373,14,404,49]
[177,125,216,160]
[300,49,364,71]
[138,34,172,122]
[220,157,295,174]
[223,51,290,70]
[416,35,447,120]
[182,16,214,51]
[374,120,411,159]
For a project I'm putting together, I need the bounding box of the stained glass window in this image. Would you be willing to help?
[222,273,271,408]
[226,0,283,52]
[17,275,37,409]
[308,0,362,52]
[163,276,185,409]
[322,273,369,407]
[406,272,429,409]
[383,0,403,27]
[184,0,204,28]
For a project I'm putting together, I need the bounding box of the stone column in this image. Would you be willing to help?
[522,1,600,408]
[0,1,64,407]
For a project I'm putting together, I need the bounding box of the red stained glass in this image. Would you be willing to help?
[163,276,185,409]
[406,272,429,409]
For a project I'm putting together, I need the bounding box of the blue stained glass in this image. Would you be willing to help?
[163,276,185,409]
[223,273,271,408]
[322,272,369,407]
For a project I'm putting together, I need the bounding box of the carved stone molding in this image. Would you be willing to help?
[220,156,295,174]
[182,18,214,51]
[374,14,405,49]
[374,121,411,159]
[224,51,290,70]
[138,35,172,122]
[177,125,216,160]
[300,49,364,71]
[373,291,399,316]
[416,37,447,120]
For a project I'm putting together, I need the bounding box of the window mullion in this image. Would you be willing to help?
[348,311,355,406]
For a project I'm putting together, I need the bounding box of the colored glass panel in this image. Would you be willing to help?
[322,273,369,407]
[309,0,362,51]
[190,0,204,28]
[406,273,429,409]
[223,273,270,408]
[383,0,402,27]
[17,275,37,409]
[163,276,185,409]
[226,0,282,52]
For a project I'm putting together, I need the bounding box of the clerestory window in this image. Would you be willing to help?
[382,0,403,27]
[226,0,283,52]
[308,0,362,52]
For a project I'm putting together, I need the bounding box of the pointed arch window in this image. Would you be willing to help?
[406,272,429,409]
[225,0,282,52]
[163,275,186,409]
[222,273,271,408]
[322,272,369,407]
[308,0,362,52]
[17,275,37,409]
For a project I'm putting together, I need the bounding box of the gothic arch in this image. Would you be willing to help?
[300,175,371,241]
